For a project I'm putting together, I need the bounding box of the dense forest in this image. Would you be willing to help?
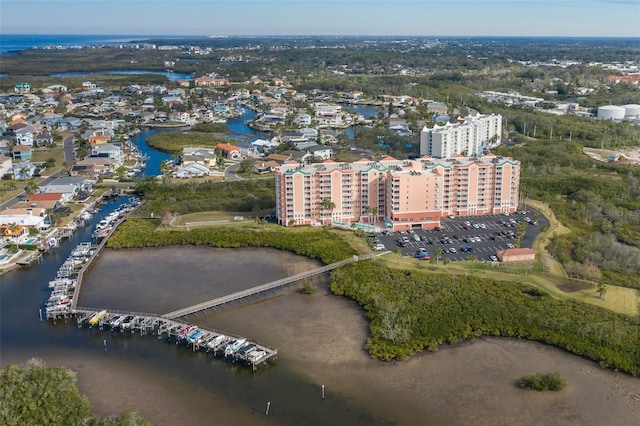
[330,262,640,375]
[0,360,149,426]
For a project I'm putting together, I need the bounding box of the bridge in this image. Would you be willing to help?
[162,253,373,320]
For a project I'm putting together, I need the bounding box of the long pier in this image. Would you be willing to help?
[66,308,277,370]
[163,254,373,320]
[44,195,374,371]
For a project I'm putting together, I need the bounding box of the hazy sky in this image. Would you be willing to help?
[1,0,639,37]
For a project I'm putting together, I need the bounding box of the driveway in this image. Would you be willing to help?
[224,162,243,181]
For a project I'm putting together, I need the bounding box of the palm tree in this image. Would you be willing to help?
[321,198,336,225]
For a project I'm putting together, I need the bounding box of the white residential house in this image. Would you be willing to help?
[295,113,312,127]
[15,127,34,146]
[0,208,48,231]
[302,144,333,160]
[42,176,93,200]
[10,161,37,181]
[173,163,210,178]
[90,143,123,164]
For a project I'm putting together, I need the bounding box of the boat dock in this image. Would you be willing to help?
[49,308,277,370]
[43,196,373,371]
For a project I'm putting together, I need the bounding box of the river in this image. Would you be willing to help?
[2,197,639,425]
[131,105,379,177]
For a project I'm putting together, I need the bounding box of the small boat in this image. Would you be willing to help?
[246,350,267,364]
[186,330,205,343]
[88,310,107,326]
[206,334,227,350]
[224,338,247,357]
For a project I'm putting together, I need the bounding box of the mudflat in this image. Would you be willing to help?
[46,246,640,425]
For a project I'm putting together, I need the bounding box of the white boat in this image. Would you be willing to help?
[206,334,227,350]
[224,338,247,357]
[48,238,59,249]
[246,350,267,364]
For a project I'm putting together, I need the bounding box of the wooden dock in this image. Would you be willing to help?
[44,196,374,371]
[48,308,277,370]
[163,254,373,319]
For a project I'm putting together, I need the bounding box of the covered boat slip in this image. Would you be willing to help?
[55,308,277,370]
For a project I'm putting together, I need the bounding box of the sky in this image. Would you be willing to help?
[1,0,639,37]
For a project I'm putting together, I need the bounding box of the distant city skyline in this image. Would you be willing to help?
[1,0,639,38]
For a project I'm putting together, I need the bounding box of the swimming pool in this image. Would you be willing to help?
[0,254,7,261]
[24,238,37,245]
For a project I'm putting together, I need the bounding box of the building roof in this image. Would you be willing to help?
[26,192,64,201]
[13,145,32,152]
[216,143,240,152]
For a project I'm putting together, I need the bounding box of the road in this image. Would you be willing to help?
[224,162,243,181]
[62,134,76,166]
[0,135,74,210]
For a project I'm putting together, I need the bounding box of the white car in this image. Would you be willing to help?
[375,243,386,251]
[479,223,486,229]
[449,247,457,254]
[489,255,498,262]
[506,243,515,249]
[448,215,456,219]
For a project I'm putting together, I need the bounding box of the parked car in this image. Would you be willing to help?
[375,243,386,251]
[449,248,457,254]
[506,243,515,249]
[489,255,498,261]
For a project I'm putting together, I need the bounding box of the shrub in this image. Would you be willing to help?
[517,372,567,391]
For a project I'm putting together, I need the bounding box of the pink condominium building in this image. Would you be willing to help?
[275,154,520,230]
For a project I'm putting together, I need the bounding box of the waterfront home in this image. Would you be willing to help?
[173,163,210,178]
[42,176,93,201]
[70,157,117,177]
[89,143,123,163]
[182,147,218,168]
[0,208,48,231]
[265,153,292,165]
[23,192,64,210]
[0,224,29,245]
[12,145,32,161]
[10,161,37,180]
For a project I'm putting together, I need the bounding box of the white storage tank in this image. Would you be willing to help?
[597,105,626,120]
[622,104,640,119]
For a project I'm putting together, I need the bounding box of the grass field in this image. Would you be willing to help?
[31,150,66,170]
[163,200,640,317]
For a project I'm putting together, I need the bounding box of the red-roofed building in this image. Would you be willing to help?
[216,143,242,160]
[497,248,535,263]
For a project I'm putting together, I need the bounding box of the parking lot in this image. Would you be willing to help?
[371,209,548,263]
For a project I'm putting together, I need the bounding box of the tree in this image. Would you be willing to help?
[321,198,336,225]
[597,283,607,300]
[434,248,442,264]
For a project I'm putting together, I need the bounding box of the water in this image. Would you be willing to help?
[129,127,184,176]
[49,70,194,82]
[0,34,146,54]
[131,109,268,177]
[0,197,386,425]
[0,34,194,55]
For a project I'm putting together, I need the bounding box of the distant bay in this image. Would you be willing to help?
[49,70,193,81]
[0,34,187,54]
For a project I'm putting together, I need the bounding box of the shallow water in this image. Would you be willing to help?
[2,198,639,425]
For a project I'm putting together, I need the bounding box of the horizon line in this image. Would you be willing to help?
[2,33,640,39]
